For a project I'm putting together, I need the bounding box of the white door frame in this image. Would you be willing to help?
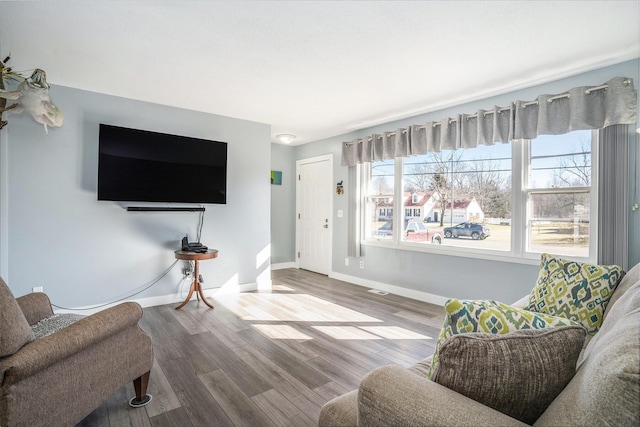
[295,153,333,274]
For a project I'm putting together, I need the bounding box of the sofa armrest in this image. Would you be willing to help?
[0,302,144,386]
[16,292,54,325]
[357,365,529,427]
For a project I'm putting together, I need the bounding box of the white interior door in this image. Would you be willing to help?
[297,155,332,275]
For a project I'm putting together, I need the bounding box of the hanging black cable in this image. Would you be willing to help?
[51,260,179,311]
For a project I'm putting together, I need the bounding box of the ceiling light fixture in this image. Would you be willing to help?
[276,134,296,144]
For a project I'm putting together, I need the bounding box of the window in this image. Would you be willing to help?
[362,130,596,261]
[525,130,593,258]
[365,160,395,241]
[399,142,512,250]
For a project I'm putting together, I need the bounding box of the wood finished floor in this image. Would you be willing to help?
[76,268,445,427]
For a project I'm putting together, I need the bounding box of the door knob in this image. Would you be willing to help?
[323,224,329,228]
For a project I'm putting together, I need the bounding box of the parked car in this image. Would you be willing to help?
[376,221,393,236]
[375,220,443,244]
[443,222,490,240]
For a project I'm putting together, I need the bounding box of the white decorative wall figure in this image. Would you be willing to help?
[0,56,63,133]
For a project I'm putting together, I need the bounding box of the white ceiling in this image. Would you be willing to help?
[1,1,638,145]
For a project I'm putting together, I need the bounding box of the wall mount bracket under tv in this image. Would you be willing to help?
[125,206,206,212]
[97,124,228,205]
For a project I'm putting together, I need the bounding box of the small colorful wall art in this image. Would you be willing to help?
[271,170,282,185]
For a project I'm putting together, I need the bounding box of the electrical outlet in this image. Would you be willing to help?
[359,261,365,269]
[33,286,43,293]
[345,257,349,266]
[182,261,194,278]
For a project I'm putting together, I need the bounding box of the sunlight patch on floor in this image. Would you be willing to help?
[312,326,382,340]
[271,284,296,292]
[359,326,433,340]
[214,293,382,322]
[312,325,434,340]
[252,324,313,340]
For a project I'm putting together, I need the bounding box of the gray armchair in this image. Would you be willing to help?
[0,278,153,427]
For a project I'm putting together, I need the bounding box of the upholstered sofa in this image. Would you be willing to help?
[319,260,640,426]
[0,278,154,427]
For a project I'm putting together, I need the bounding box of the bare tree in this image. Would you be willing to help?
[429,168,450,226]
[404,150,514,223]
[552,138,591,187]
[433,151,466,226]
[464,157,510,217]
[402,151,466,226]
[372,176,393,195]
[404,163,432,193]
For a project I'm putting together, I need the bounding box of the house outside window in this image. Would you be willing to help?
[365,160,394,240]
[363,129,596,262]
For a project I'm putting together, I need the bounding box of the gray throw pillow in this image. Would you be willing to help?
[431,326,585,425]
[0,277,35,357]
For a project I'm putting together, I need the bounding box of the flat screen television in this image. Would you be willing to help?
[98,124,227,204]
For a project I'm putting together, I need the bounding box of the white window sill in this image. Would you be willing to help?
[361,239,569,266]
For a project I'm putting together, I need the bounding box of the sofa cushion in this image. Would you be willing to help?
[525,253,623,334]
[408,355,433,377]
[534,287,640,426]
[0,278,35,357]
[428,299,580,377]
[431,326,585,425]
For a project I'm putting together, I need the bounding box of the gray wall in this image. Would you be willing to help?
[287,59,640,304]
[0,85,271,307]
[270,143,296,265]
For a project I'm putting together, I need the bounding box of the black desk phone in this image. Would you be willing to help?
[181,235,208,253]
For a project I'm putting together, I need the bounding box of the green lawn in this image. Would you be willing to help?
[372,221,588,249]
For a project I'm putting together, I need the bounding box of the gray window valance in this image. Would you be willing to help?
[341,77,637,167]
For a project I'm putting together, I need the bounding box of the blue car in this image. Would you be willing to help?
[443,222,490,240]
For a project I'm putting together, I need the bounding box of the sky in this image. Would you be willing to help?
[371,129,592,191]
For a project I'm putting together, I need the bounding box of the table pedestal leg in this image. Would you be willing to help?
[175,259,215,310]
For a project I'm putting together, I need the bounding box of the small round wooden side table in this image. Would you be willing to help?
[174,249,219,310]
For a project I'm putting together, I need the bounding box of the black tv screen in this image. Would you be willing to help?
[98,124,227,204]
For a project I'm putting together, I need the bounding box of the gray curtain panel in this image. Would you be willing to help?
[341,77,637,166]
[598,125,630,269]
[347,165,361,258]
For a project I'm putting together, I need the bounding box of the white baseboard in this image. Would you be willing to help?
[271,262,296,270]
[54,281,259,315]
[329,271,449,306]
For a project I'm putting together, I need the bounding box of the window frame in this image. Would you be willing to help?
[360,130,599,265]
[520,131,599,261]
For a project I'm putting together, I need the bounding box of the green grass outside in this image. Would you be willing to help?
[373,221,588,248]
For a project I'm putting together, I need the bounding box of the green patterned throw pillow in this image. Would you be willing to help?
[525,253,624,334]
[427,299,579,378]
